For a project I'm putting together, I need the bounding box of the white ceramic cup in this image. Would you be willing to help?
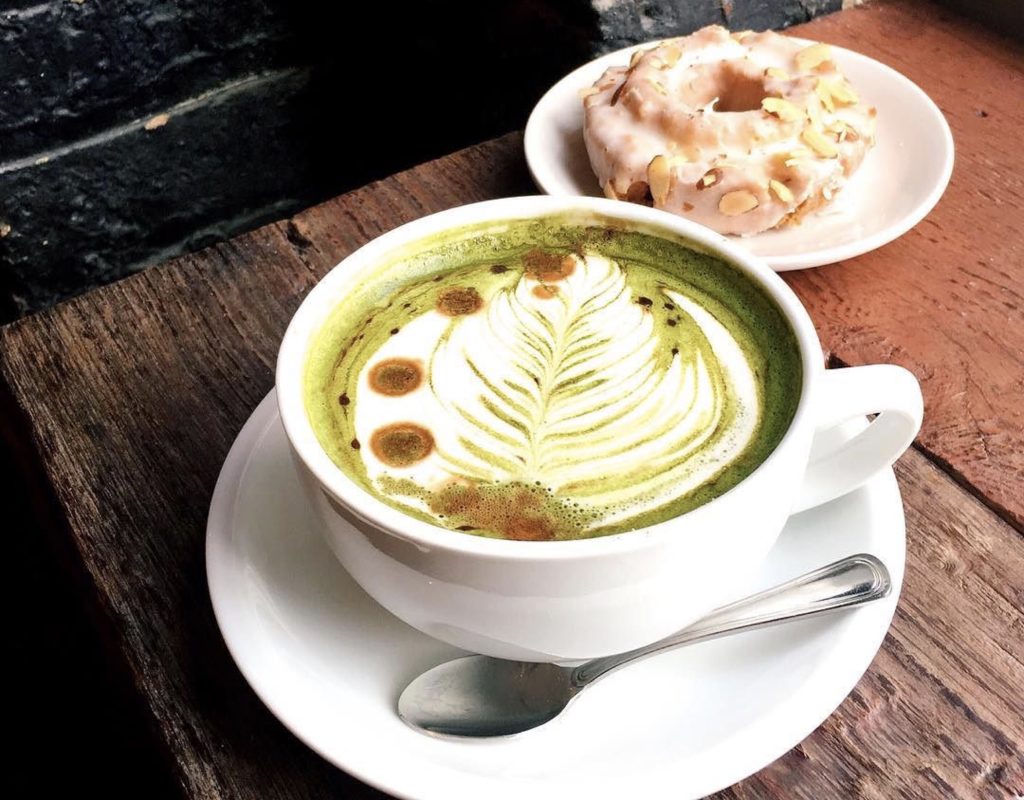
[277,196,922,662]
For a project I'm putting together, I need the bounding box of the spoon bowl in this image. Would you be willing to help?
[400,658,576,737]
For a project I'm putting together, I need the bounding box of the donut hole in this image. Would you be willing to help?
[685,62,768,113]
[713,70,768,112]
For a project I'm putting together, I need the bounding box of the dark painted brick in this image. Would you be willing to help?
[0,68,330,316]
[591,0,842,51]
[0,0,298,159]
[726,0,842,30]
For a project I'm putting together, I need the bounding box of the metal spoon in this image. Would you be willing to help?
[399,553,891,738]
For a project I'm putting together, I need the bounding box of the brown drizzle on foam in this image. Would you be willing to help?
[370,423,434,467]
[532,284,560,299]
[523,249,576,282]
[368,358,423,396]
[437,287,483,316]
[427,483,560,541]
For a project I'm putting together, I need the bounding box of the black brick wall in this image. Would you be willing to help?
[0,0,839,322]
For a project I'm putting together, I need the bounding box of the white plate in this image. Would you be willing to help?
[524,38,954,271]
[207,392,905,800]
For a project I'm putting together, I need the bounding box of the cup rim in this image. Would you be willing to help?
[276,196,821,561]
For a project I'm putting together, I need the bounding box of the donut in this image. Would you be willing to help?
[582,25,876,236]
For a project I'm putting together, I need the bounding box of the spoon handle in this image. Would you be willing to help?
[571,553,891,687]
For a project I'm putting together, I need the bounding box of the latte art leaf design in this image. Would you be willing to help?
[417,254,759,516]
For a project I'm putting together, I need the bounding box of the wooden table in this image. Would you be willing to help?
[2,1,1021,797]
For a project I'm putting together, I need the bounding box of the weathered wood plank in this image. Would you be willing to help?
[781,1,1024,529]
[712,448,1024,800]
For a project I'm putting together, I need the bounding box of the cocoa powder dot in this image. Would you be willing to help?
[370,423,434,467]
[368,358,422,396]
[437,287,483,316]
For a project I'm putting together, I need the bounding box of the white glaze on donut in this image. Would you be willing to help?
[583,26,877,236]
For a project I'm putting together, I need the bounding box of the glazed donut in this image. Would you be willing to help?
[582,25,876,236]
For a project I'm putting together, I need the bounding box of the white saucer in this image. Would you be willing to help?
[524,38,954,271]
[207,392,905,799]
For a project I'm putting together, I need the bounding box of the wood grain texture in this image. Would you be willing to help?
[712,448,1024,800]
[782,1,1024,529]
[0,2,1021,798]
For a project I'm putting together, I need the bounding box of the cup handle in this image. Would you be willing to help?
[793,365,923,513]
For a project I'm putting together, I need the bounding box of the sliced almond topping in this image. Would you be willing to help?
[780,147,813,167]
[696,168,723,190]
[761,97,804,122]
[765,67,791,80]
[801,126,839,158]
[647,155,672,205]
[829,120,847,141]
[775,148,810,165]
[719,190,759,216]
[824,77,859,105]
[579,86,600,100]
[647,78,667,96]
[603,182,620,200]
[660,45,682,67]
[814,79,835,112]
[629,49,647,68]
[795,42,833,72]
[805,98,823,128]
[769,179,794,203]
[834,80,860,105]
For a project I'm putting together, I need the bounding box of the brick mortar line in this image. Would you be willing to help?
[0,66,309,176]
[1,1,55,23]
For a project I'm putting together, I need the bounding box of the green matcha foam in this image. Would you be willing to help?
[304,214,802,540]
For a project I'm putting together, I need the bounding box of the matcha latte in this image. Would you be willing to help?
[305,215,801,541]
